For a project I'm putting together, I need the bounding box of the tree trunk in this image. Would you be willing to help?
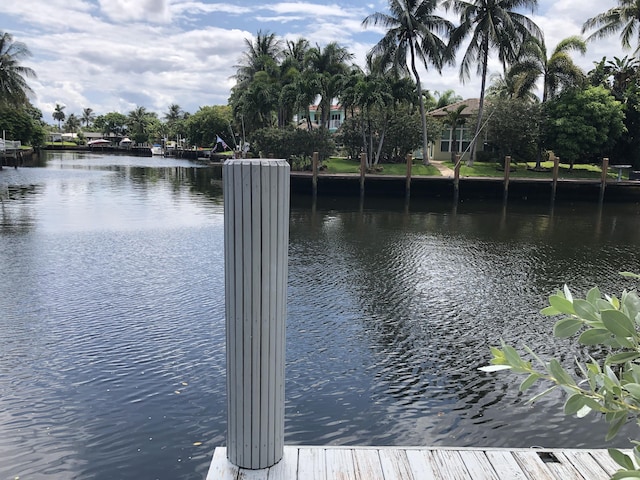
[469,40,489,167]
[410,41,430,166]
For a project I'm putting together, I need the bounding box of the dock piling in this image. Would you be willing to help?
[223,159,290,469]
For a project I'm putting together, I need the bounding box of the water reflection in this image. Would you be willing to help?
[1,154,640,479]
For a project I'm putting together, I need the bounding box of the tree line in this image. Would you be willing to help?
[1,0,640,168]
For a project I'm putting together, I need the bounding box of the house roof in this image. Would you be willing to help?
[429,98,481,118]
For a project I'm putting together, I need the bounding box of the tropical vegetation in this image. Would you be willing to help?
[3,1,640,174]
[482,273,640,478]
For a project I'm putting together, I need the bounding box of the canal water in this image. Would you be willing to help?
[1,152,639,479]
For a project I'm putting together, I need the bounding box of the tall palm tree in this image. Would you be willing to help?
[53,103,66,131]
[363,0,453,165]
[64,113,81,133]
[443,0,542,164]
[234,31,282,89]
[128,106,149,144]
[82,107,95,128]
[583,0,640,54]
[0,31,37,108]
[509,36,586,102]
[305,42,354,130]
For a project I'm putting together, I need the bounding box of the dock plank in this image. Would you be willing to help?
[431,449,472,479]
[404,449,437,480]
[378,448,415,480]
[268,447,299,480]
[325,448,356,480]
[297,447,326,480]
[352,448,384,480]
[484,450,528,480]
[561,450,611,479]
[458,450,500,480]
[207,446,628,480]
[207,447,239,480]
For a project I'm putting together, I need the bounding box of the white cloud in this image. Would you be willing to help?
[98,0,171,23]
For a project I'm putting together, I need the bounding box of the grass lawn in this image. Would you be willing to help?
[44,141,81,147]
[324,157,440,176]
[443,160,617,180]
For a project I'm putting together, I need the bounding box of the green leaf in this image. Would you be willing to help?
[624,383,640,398]
[564,393,587,415]
[586,286,602,305]
[609,448,635,470]
[578,328,611,345]
[519,373,540,391]
[610,471,640,480]
[621,272,640,279]
[573,299,600,323]
[549,359,576,386]
[607,352,640,365]
[540,305,561,316]
[602,309,636,337]
[606,412,628,441]
[549,294,575,314]
[553,318,583,338]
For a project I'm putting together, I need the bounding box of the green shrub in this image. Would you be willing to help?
[482,273,640,478]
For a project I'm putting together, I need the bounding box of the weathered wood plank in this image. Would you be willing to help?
[209,446,629,480]
[297,447,326,480]
[484,450,528,480]
[206,448,238,480]
[513,451,569,480]
[560,450,611,479]
[431,449,472,479]
[267,446,299,480]
[590,449,627,476]
[378,449,415,480]
[458,450,500,479]
[325,448,356,480]
[404,449,437,480]
[353,448,385,480]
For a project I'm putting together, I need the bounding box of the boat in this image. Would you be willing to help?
[151,144,163,156]
[87,139,111,147]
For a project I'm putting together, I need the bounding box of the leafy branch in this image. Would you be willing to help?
[481,273,640,478]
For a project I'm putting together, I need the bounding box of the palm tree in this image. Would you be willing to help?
[363,0,453,165]
[234,31,282,89]
[53,103,66,131]
[486,68,540,102]
[128,106,149,144]
[583,0,640,54]
[82,107,95,128]
[0,31,37,108]
[443,0,542,164]
[509,36,586,102]
[305,42,354,130]
[231,31,283,130]
[64,113,81,133]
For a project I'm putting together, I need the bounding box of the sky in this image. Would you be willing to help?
[0,0,624,124]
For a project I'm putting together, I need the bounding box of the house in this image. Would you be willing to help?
[429,98,486,162]
[306,104,344,133]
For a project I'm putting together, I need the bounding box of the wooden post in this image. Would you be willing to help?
[405,153,412,198]
[600,157,609,203]
[454,154,461,201]
[360,152,366,197]
[503,156,511,202]
[551,156,559,202]
[223,159,289,469]
[312,151,319,197]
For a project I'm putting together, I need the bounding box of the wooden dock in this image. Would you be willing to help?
[207,445,625,479]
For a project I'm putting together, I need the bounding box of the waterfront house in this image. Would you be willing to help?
[429,98,486,162]
[306,104,344,133]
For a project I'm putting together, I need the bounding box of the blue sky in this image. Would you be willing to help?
[0,0,621,124]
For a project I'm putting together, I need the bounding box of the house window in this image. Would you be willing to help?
[441,124,471,153]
